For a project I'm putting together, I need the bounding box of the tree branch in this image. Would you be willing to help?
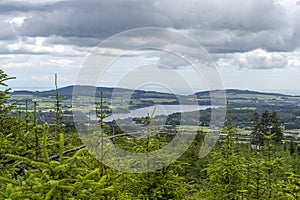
[49,145,86,160]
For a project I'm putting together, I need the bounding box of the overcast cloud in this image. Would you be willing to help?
[0,0,297,52]
[0,0,300,93]
[13,0,300,52]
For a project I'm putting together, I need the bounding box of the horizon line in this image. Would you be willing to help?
[9,84,300,97]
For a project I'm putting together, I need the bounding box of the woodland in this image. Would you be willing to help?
[1,69,300,200]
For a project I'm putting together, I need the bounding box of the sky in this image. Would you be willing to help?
[1,0,300,95]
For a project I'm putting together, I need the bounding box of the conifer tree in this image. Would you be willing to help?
[0,70,15,133]
[250,110,283,147]
[204,101,246,199]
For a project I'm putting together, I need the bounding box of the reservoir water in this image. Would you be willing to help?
[104,104,219,121]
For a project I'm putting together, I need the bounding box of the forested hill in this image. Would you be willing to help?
[11,86,300,109]
[195,89,292,98]
[11,86,300,129]
[11,85,178,99]
[11,85,300,110]
[12,85,122,98]
[11,85,298,99]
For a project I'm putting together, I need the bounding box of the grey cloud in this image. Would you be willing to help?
[0,41,10,54]
[157,52,190,69]
[0,0,298,58]
[15,0,298,53]
[18,0,287,33]
[44,36,100,47]
[19,0,171,38]
[245,54,287,70]
[156,0,287,31]
[203,28,294,53]
[0,20,17,40]
[217,49,288,70]
[292,9,300,48]
[0,0,52,13]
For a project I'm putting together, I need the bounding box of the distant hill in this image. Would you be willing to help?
[224,89,291,97]
[10,86,300,129]
[12,85,296,99]
[194,89,291,97]
[12,85,178,99]
[13,85,127,98]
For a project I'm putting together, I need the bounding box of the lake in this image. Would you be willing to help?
[104,104,219,122]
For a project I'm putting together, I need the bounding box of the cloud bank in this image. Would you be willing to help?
[0,0,300,91]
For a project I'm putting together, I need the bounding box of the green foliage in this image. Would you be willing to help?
[0,71,117,199]
[0,70,15,116]
[284,172,300,199]
[0,122,116,199]
[104,113,188,199]
[250,110,283,147]
[54,73,64,138]
[0,70,16,135]
[2,70,300,200]
[204,110,247,199]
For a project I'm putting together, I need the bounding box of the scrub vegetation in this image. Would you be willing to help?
[1,69,300,199]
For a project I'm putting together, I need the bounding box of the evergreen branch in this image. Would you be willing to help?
[2,152,30,165]
[49,145,86,161]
